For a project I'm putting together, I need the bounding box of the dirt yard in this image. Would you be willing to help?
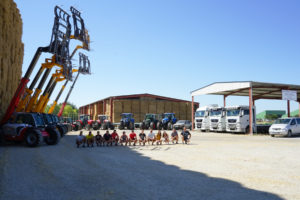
[0,130,299,200]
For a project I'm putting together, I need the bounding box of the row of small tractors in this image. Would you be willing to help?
[140,113,177,130]
[75,113,178,131]
[73,114,115,131]
[0,6,91,147]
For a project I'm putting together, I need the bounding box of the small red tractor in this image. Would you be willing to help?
[74,114,93,130]
[91,115,114,130]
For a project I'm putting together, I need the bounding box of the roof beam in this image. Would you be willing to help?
[224,88,250,97]
[253,89,283,100]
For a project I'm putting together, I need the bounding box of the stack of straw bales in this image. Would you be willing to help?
[0,0,23,120]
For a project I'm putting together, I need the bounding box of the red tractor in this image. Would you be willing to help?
[74,114,93,130]
[91,115,114,130]
[0,112,60,147]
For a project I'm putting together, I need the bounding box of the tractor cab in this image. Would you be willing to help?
[98,115,109,123]
[79,114,90,125]
[80,114,90,121]
[145,114,155,121]
[41,113,55,126]
[141,113,162,130]
[163,113,176,123]
[121,113,133,120]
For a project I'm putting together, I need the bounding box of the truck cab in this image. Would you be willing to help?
[226,105,256,133]
[195,105,218,132]
[209,107,226,132]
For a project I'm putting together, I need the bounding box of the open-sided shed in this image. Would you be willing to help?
[190,81,300,133]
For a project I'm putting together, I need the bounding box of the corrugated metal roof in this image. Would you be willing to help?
[80,93,199,107]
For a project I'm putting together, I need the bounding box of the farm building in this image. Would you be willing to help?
[79,93,199,123]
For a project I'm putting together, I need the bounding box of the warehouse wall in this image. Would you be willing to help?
[112,99,192,123]
[0,0,24,120]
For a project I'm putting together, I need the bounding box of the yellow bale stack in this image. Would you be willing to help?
[157,101,164,114]
[149,101,156,113]
[0,0,23,120]
[113,100,122,123]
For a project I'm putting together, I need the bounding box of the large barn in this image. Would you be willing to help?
[79,93,199,123]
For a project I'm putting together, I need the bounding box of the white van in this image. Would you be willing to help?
[269,118,300,137]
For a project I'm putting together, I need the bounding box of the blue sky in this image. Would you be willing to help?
[15,0,300,113]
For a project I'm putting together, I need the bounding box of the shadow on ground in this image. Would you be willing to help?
[0,134,284,200]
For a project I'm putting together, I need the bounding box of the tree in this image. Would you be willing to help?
[44,102,78,117]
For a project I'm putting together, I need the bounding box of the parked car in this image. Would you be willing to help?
[173,120,192,130]
[269,117,300,137]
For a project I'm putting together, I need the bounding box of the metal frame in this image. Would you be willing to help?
[191,81,300,132]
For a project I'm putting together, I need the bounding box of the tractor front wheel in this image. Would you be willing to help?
[167,122,173,130]
[141,122,145,130]
[85,124,90,130]
[25,129,42,147]
[110,124,115,130]
[45,127,61,145]
[150,122,155,130]
[73,124,79,131]
[129,122,134,130]
[102,123,107,130]
[118,123,124,130]
[157,122,162,130]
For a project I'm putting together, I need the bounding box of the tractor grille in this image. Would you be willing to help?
[228,119,237,123]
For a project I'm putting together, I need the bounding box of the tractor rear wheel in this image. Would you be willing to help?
[57,126,66,138]
[73,124,78,131]
[25,129,42,147]
[102,124,107,130]
[63,125,68,134]
[45,127,61,145]
[141,122,145,130]
[110,124,115,130]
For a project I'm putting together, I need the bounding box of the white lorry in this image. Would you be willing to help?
[209,107,226,132]
[194,104,218,131]
[226,105,256,133]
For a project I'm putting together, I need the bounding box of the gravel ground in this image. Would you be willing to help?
[0,130,299,200]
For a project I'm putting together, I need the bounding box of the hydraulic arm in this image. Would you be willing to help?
[48,7,91,114]
[58,53,91,117]
[21,6,72,113]
[0,6,70,124]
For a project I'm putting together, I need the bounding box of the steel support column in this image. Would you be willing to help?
[192,96,194,130]
[110,98,113,123]
[223,95,227,107]
[249,87,253,135]
[287,100,290,117]
[299,102,300,117]
[103,100,106,114]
